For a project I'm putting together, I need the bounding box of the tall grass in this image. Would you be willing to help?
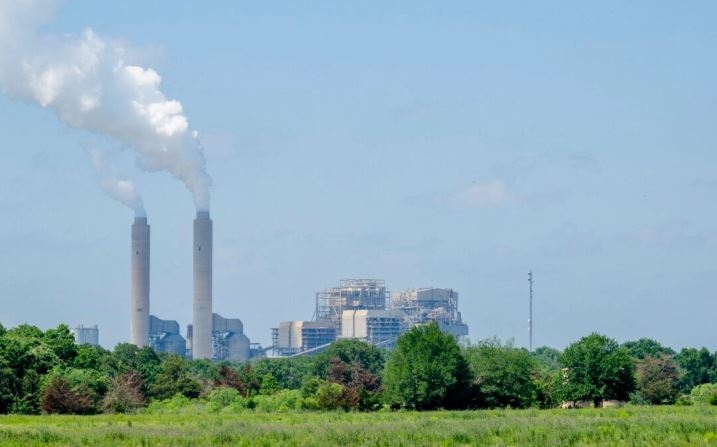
[1,406,717,446]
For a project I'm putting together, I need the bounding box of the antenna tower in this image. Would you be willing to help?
[528,270,533,353]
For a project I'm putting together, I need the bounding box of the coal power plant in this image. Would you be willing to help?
[128,212,254,362]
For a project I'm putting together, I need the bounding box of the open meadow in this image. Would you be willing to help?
[2,406,717,447]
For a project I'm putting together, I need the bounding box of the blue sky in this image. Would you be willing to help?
[0,1,715,350]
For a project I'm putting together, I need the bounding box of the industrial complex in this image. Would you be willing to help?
[72,217,470,361]
[271,279,469,357]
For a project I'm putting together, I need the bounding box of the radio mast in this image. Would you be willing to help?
[528,270,533,353]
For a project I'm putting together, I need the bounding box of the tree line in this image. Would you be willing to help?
[0,321,716,414]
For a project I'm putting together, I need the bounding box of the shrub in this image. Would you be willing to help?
[206,386,242,412]
[689,383,717,405]
[41,376,95,414]
[102,370,146,413]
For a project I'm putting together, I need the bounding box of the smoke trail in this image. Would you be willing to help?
[0,0,211,210]
[89,149,146,217]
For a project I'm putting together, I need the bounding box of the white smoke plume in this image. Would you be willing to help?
[0,0,211,210]
[89,149,146,217]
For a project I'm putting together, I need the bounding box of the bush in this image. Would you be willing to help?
[146,393,193,413]
[316,382,344,410]
[206,387,242,412]
[252,389,304,411]
[102,370,146,413]
[41,376,95,415]
[689,383,717,405]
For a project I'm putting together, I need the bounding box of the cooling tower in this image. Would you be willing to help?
[192,211,213,359]
[130,217,150,346]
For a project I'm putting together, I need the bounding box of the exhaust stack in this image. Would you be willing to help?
[192,211,213,359]
[130,217,150,346]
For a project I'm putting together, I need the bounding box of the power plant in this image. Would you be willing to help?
[272,279,469,357]
[127,211,256,361]
[125,216,467,361]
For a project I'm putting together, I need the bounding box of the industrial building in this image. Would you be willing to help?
[272,280,469,357]
[390,287,469,338]
[272,320,337,356]
[148,315,187,357]
[341,310,401,345]
[71,324,99,345]
[315,279,388,326]
[187,313,252,362]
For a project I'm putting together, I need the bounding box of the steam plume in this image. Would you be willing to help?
[89,149,146,217]
[0,0,211,210]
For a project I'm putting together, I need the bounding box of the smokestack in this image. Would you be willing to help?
[130,217,150,346]
[192,211,212,359]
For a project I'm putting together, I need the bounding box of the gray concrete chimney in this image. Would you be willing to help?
[192,211,212,359]
[131,217,150,347]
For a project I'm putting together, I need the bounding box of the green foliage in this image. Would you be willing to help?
[40,374,96,414]
[252,389,305,411]
[531,346,562,373]
[148,355,200,400]
[675,347,716,393]
[383,322,472,410]
[315,339,385,378]
[6,406,717,446]
[111,344,161,392]
[464,338,538,409]
[622,338,675,360]
[205,386,242,412]
[101,370,146,413]
[689,383,717,405]
[634,355,680,405]
[73,344,112,371]
[146,393,194,413]
[559,333,635,406]
[252,356,314,390]
[315,381,345,410]
[259,372,280,395]
[42,324,78,364]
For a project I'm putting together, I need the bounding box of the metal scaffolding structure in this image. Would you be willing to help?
[390,288,468,338]
[314,279,389,325]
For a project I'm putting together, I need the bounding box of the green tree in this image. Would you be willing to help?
[73,344,112,371]
[314,339,385,411]
[101,370,146,413]
[41,375,94,414]
[111,343,161,393]
[148,355,200,400]
[532,346,562,373]
[633,355,679,405]
[622,338,675,360]
[675,347,715,393]
[559,333,635,407]
[383,322,472,410]
[252,356,314,390]
[43,324,78,364]
[464,338,537,409]
[315,339,385,378]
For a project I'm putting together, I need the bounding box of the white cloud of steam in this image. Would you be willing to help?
[0,0,211,210]
[455,180,514,208]
[89,149,146,217]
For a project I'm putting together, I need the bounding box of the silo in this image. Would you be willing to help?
[130,217,150,346]
[192,211,213,359]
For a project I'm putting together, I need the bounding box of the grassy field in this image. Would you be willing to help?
[2,406,717,446]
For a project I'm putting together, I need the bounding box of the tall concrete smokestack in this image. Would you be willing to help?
[193,211,213,359]
[130,217,150,346]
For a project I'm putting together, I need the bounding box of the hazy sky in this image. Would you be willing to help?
[0,1,715,351]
